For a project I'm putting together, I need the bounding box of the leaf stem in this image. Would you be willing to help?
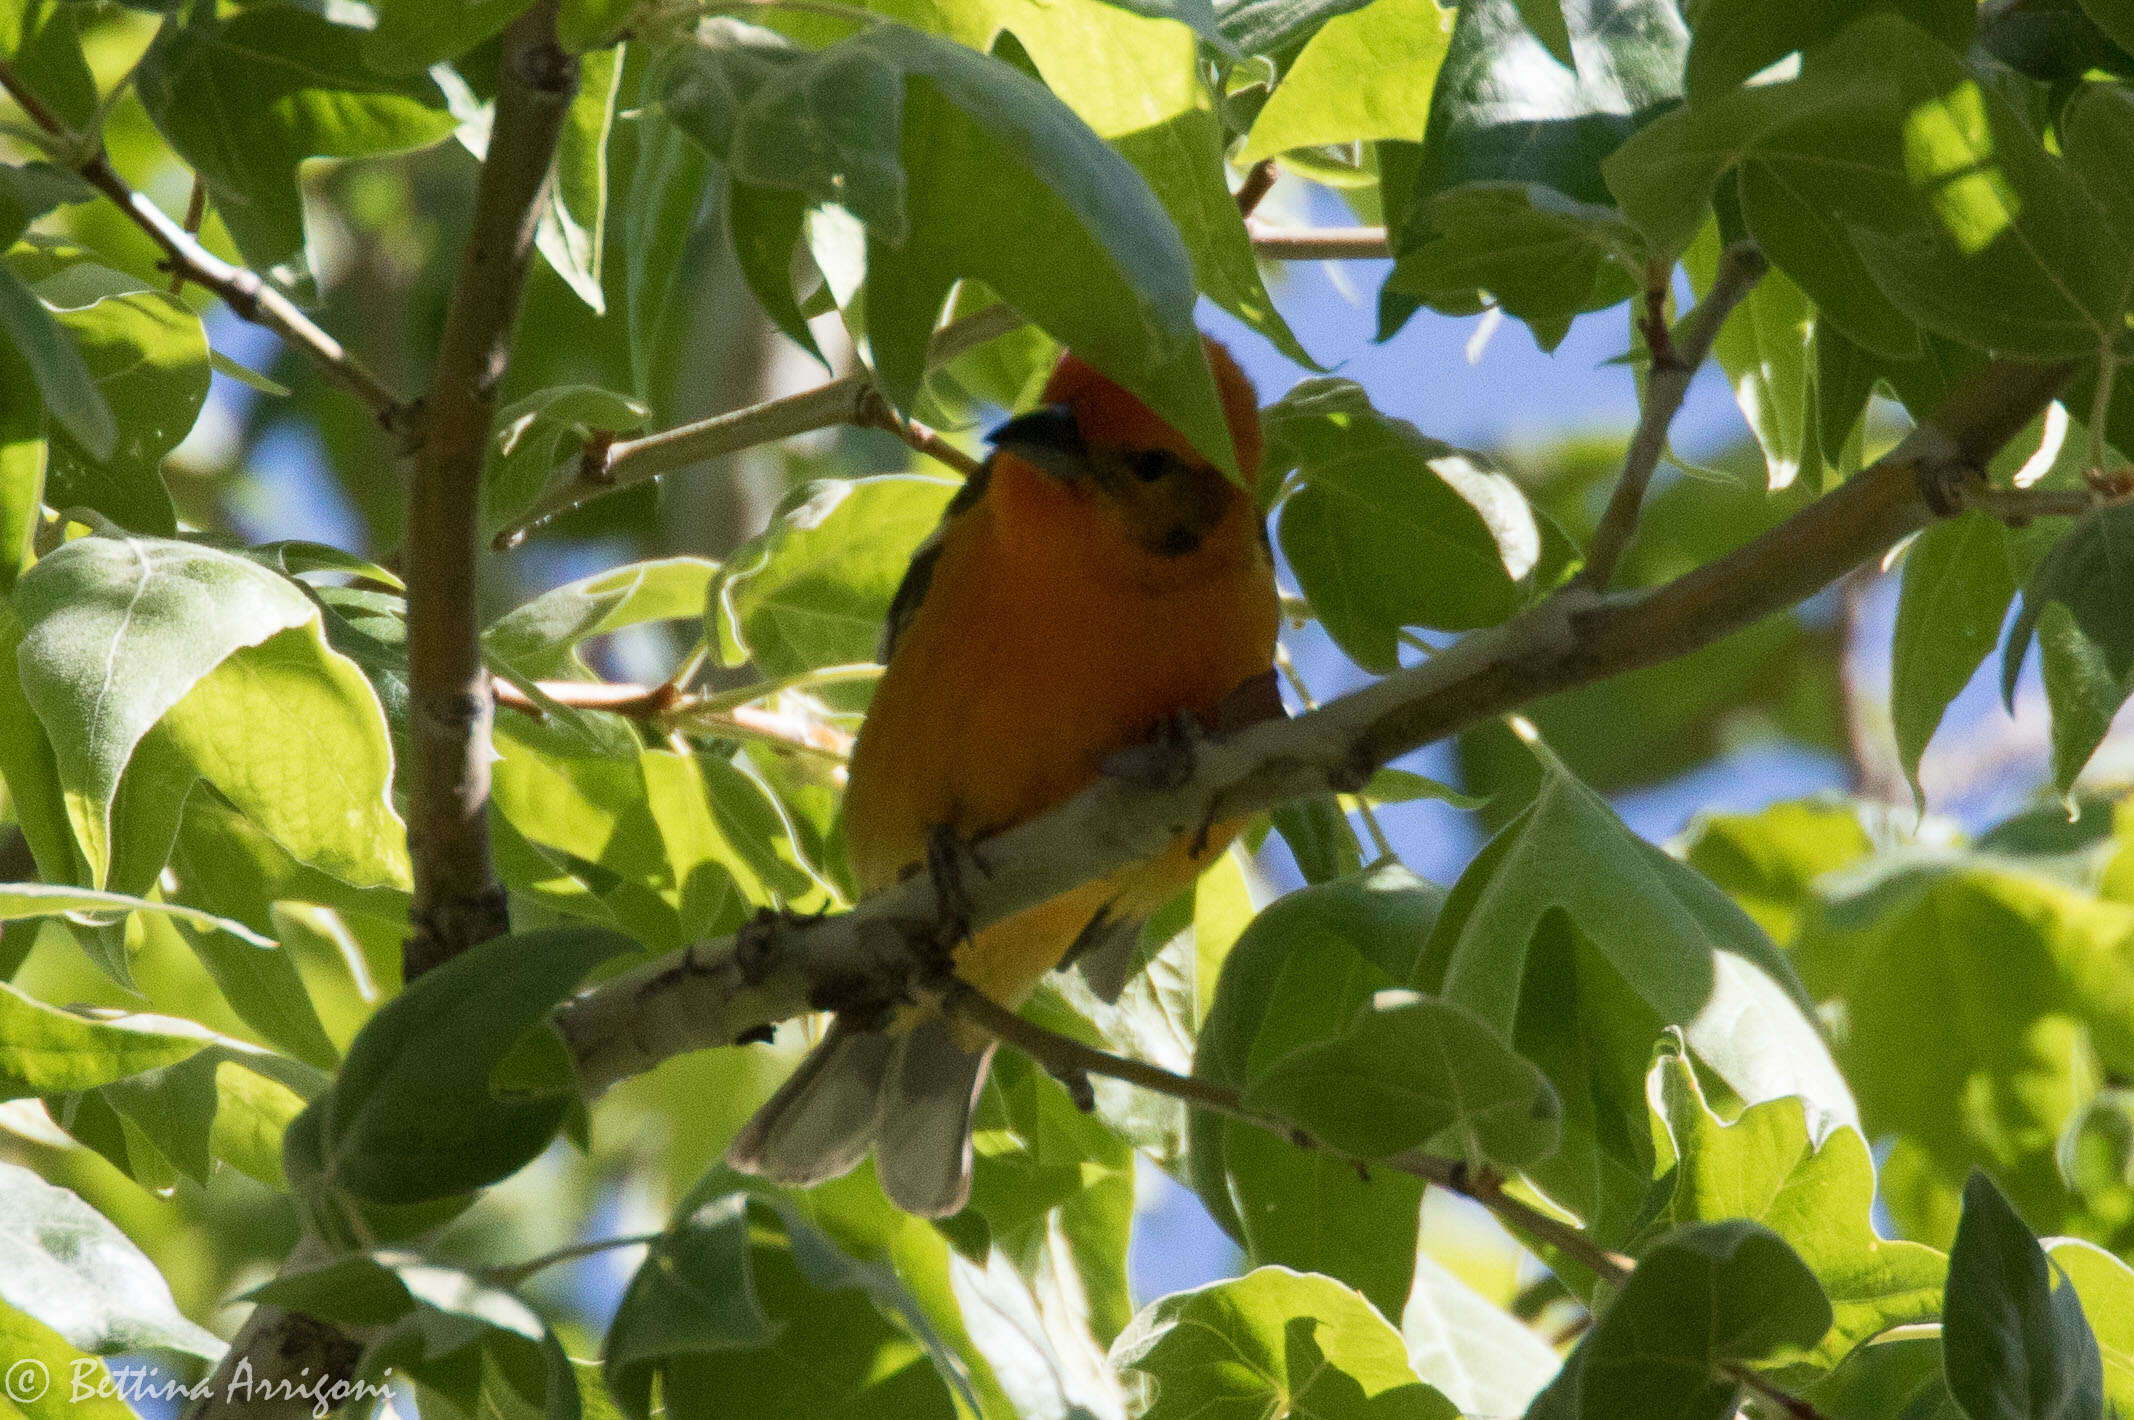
[482,1231,666,1288]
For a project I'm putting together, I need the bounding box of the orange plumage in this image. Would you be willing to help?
[728,338,1278,1215]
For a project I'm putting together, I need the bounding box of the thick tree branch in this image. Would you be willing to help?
[402,4,579,980]
[1581,242,1768,590]
[0,58,415,434]
[555,354,2074,1093]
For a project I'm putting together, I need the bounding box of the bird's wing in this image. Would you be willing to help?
[878,461,992,664]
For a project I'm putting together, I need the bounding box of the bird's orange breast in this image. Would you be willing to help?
[841,456,1279,1006]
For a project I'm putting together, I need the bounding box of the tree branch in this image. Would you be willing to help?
[491,677,854,758]
[1243,221,1390,260]
[555,354,2074,1093]
[491,302,1021,548]
[0,58,416,435]
[491,217,1397,550]
[401,3,579,980]
[1581,242,1768,590]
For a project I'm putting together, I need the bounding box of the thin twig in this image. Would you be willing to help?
[854,387,984,478]
[490,677,855,758]
[0,57,415,434]
[167,175,206,297]
[493,303,1020,547]
[946,985,1827,1416]
[1244,221,1390,260]
[481,1231,664,1288]
[1580,242,1768,591]
[402,2,578,979]
[1233,159,1279,218]
[1276,644,1394,858]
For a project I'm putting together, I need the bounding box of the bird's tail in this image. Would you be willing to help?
[725,1013,996,1217]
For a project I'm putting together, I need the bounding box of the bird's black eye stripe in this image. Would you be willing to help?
[1132,450,1172,482]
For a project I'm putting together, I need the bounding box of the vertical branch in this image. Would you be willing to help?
[401,3,580,979]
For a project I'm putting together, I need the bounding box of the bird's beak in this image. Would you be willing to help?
[987,404,1087,482]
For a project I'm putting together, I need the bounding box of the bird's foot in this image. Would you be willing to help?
[1103,707,1205,791]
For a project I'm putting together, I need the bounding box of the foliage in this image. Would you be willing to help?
[3,0,2134,1417]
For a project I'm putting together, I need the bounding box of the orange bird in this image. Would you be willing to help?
[728,338,1279,1215]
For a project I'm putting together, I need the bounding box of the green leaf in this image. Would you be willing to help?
[315,926,632,1204]
[1192,863,1445,1318]
[42,287,211,537]
[1645,1053,1946,1374]
[1814,322,1879,466]
[536,46,622,313]
[1400,1251,1562,1415]
[1791,862,2134,1245]
[1893,512,2026,804]
[1270,794,1366,885]
[0,265,113,463]
[0,1307,137,1420]
[559,0,634,49]
[492,723,820,950]
[621,86,712,392]
[606,1190,965,1420]
[2075,0,2134,56]
[251,1250,542,1335]
[0,333,42,593]
[0,1160,226,1362]
[858,21,1238,471]
[486,555,714,678]
[0,605,83,886]
[155,621,411,892]
[1238,0,1450,163]
[1418,749,1855,1244]
[137,7,456,271]
[2047,1240,2134,1416]
[96,1044,320,1190]
[712,474,957,679]
[0,0,97,133]
[13,532,321,884]
[364,0,537,72]
[484,386,652,538]
[1244,988,1562,1164]
[0,881,275,949]
[1942,1171,2104,1420]
[0,978,212,1098]
[659,21,911,242]
[2063,82,2134,250]
[1213,0,1377,57]
[0,164,111,459]
[1528,1221,1832,1419]
[998,1,1314,367]
[2002,504,2134,793]
[1114,1267,1458,1419]
[1685,0,1975,106]
[1383,181,1645,351]
[1266,378,1540,671]
[1412,0,1686,208]
[1608,14,2131,360]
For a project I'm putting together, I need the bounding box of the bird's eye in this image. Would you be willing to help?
[1132,450,1171,483]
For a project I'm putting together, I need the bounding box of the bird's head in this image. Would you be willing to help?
[987,338,1262,559]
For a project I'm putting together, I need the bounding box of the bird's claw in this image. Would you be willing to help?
[1103,707,1204,791]
[923,823,986,971]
